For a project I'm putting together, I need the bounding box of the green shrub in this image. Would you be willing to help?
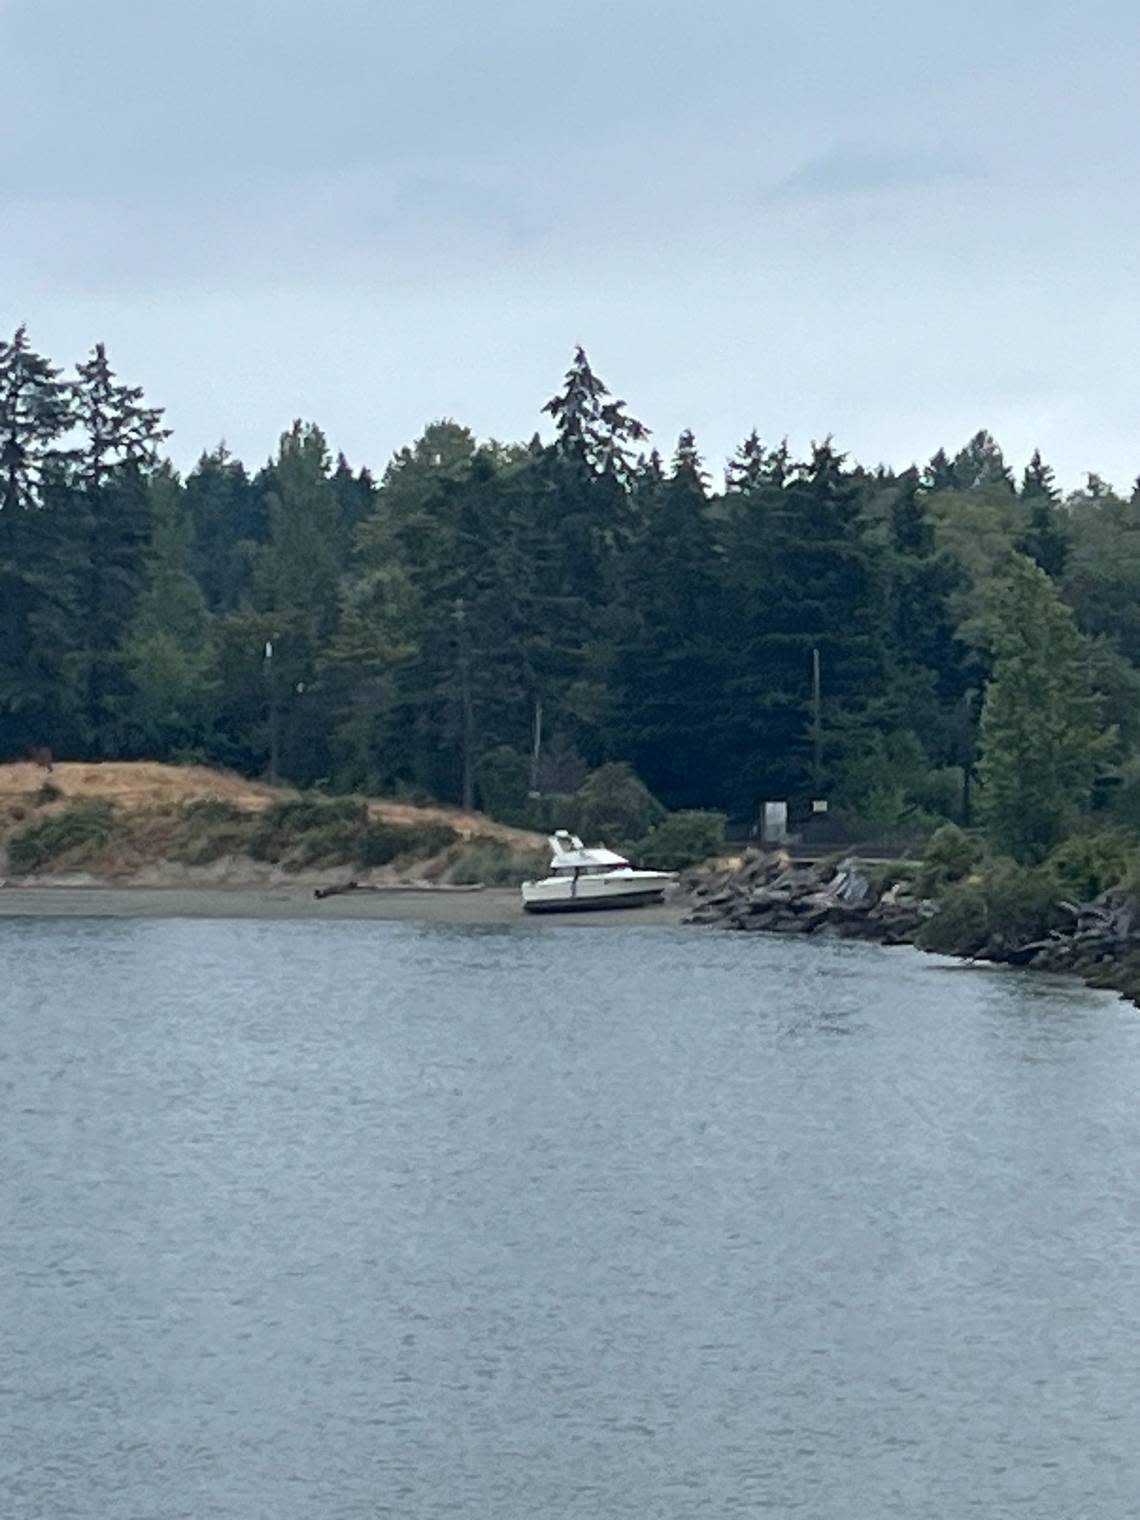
[392,780,437,808]
[1047,831,1134,902]
[476,745,532,824]
[864,858,921,892]
[171,799,257,865]
[568,763,663,846]
[248,797,367,863]
[33,781,63,807]
[635,810,726,871]
[521,791,574,834]
[179,798,247,826]
[979,859,1062,943]
[917,858,1061,956]
[355,820,458,868]
[8,800,116,874]
[444,838,547,886]
[915,882,990,955]
[1108,759,1140,833]
[919,823,984,894]
[908,766,967,823]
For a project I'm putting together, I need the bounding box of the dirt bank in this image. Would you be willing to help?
[0,762,542,846]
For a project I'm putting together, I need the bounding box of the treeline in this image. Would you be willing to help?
[3,330,1140,855]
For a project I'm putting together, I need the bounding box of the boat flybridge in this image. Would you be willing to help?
[520,830,675,914]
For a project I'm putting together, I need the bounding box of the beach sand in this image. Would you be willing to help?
[0,884,688,928]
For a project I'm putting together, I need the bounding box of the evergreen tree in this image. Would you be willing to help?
[252,422,343,782]
[72,342,169,488]
[121,465,216,756]
[0,326,73,511]
[888,466,934,556]
[184,445,264,610]
[615,432,730,806]
[725,430,767,494]
[542,346,648,483]
[1085,472,1109,499]
[722,440,886,814]
[65,344,169,754]
[0,330,80,754]
[330,453,376,563]
[977,556,1108,860]
[1020,449,1058,502]
[952,430,1015,493]
[922,447,956,493]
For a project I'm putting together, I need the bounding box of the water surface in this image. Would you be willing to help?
[3,919,1139,1518]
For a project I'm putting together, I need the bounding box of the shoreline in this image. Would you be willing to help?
[0,883,688,927]
[2,883,1130,1002]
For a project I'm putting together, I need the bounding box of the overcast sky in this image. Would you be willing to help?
[4,0,1139,490]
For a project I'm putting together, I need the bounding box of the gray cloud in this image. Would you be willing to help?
[767,145,983,202]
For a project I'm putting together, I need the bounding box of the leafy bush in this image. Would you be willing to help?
[8,800,116,874]
[568,763,663,846]
[392,780,437,808]
[181,798,244,824]
[520,791,574,834]
[908,766,967,824]
[249,797,367,863]
[1047,832,1134,902]
[476,745,532,825]
[915,882,990,956]
[919,823,984,894]
[917,858,1061,956]
[355,820,458,868]
[636,810,726,871]
[1107,758,1140,833]
[981,859,1063,942]
[33,781,63,807]
[444,838,547,886]
[171,799,257,864]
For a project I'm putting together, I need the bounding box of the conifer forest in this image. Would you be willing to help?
[4,327,1139,863]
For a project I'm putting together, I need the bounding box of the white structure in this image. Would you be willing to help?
[520,831,674,914]
[761,801,788,844]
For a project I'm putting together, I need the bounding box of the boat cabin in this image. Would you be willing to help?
[547,830,630,878]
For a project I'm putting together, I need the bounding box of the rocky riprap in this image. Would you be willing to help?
[998,892,1139,973]
[685,853,1140,1006]
[684,853,929,945]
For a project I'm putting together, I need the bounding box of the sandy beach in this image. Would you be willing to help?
[0,884,688,927]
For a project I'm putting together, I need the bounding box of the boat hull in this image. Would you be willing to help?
[521,886,668,914]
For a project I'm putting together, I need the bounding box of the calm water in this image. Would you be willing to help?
[3,918,1140,1519]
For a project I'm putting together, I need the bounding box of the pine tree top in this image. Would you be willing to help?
[541,347,648,483]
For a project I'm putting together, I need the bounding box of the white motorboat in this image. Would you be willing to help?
[520,830,674,914]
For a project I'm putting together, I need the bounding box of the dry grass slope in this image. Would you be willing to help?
[0,762,544,883]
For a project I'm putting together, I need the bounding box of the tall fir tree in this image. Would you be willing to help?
[978,556,1109,860]
[185,445,264,610]
[1017,449,1068,578]
[952,430,1015,493]
[67,344,169,754]
[0,326,73,511]
[615,432,731,806]
[121,464,216,756]
[0,329,80,754]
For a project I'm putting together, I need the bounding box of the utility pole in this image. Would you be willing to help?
[264,638,279,786]
[529,695,543,795]
[811,645,822,795]
[454,599,475,810]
